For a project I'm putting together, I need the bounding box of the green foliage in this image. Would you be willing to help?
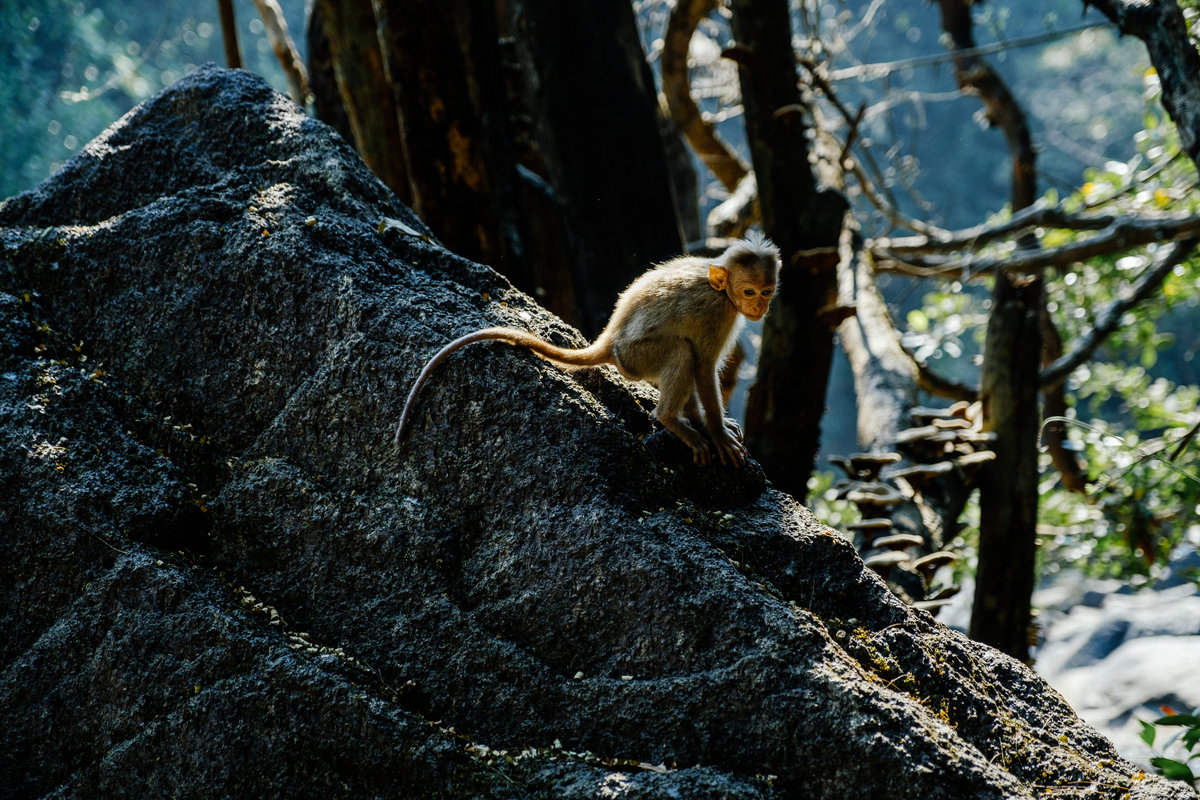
[0,1,303,200]
[1035,77,1200,581]
[897,68,1200,584]
[1140,708,1200,788]
[901,280,989,386]
[1038,410,1200,581]
[807,470,861,532]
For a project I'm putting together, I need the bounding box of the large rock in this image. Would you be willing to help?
[0,64,1193,799]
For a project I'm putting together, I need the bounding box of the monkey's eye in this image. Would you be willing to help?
[743,289,756,297]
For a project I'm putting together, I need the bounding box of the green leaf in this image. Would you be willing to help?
[1184,726,1200,751]
[1154,714,1200,727]
[1150,757,1196,783]
[1140,719,1158,747]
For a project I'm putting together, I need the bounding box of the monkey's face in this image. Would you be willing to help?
[730,271,776,321]
[709,258,777,321]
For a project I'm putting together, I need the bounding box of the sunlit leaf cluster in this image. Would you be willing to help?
[1032,82,1200,580]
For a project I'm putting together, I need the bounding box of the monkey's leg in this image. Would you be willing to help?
[687,392,742,442]
[652,343,714,465]
[694,359,748,467]
[683,392,704,428]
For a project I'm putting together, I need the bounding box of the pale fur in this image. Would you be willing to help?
[394,235,780,465]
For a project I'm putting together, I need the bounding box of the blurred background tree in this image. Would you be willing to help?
[3,0,1198,665]
[0,0,304,200]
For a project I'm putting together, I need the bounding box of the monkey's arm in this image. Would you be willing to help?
[694,358,747,467]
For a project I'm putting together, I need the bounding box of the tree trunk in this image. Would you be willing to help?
[730,0,848,499]
[970,271,1042,662]
[371,0,521,269]
[937,0,1041,661]
[1089,0,1200,165]
[497,0,684,336]
[310,0,684,336]
[310,0,411,204]
[217,0,242,69]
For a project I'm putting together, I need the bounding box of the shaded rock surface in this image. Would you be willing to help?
[0,65,1194,799]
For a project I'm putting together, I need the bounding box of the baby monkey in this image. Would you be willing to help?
[394,232,780,466]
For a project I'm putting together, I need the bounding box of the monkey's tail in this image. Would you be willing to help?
[393,326,611,445]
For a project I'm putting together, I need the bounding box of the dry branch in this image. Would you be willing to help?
[251,0,310,103]
[872,211,1200,279]
[662,0,750,191]
[874,204,1118,256]
[1040,238,1198,390]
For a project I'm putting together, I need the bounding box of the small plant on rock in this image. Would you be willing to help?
[1140,705,1200,788]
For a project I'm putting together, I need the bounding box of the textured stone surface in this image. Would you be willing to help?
[1,64,1195,799]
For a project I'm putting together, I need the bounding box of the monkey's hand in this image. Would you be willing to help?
[722,417,743,442]
[708,426,748,467]
[658,414,715,466]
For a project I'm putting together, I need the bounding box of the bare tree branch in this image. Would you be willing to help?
[706,171,757,238]
[873,211,1200,279]
[874,203,1117,255]
[1040,238,1198,390]
[826,21,1107,82]
[662,0,750,192]
[872,148,1189,257]
[911,354,978,402]
[803,68,953,241]
[1170,417,1200,462]
[251,0,310,103]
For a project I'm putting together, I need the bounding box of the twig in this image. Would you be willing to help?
[873,214,1200,280]
[1040,238,1198,389]
[826,21,1108,82]
[1040,416,1200,490]
[873,203,1115,255]
[250,0,310,103]
[1169,417,1200,462]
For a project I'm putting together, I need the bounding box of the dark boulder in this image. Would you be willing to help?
[0,64,1193,800]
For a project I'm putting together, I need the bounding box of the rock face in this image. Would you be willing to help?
[0,65,1194,799]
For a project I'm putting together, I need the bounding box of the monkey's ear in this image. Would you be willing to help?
[708,264,729,291]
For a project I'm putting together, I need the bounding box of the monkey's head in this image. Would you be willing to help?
[708,233,780,322]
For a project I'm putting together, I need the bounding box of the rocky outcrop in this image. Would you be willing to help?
[1,65,1194,799]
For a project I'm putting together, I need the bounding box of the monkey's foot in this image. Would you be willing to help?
[657,415,714,466]
[709,427,747,467]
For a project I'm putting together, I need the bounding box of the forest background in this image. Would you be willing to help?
[3,0,1199,738]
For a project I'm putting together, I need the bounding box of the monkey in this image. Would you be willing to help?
[394,232,781,466]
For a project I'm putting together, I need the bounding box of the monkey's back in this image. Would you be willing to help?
[606,258,741,378]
